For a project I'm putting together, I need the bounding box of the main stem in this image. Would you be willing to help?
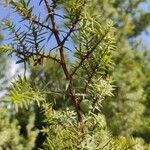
[45,3,82,122]
[44,2,83,145]
[59,46,83,148]
[59,46,82,122]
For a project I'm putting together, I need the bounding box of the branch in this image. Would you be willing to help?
[71,31,109,76]
[123,143,137,150]
[84,63,99,92]
[44,0,61,44]
[61,1,86,45]
[10,1,53,32]
[99,139,112,150]
[7,22,61,64]
[13,49,61,64]
[61,16,80,45]
[68,81,82,122]
[30,18,53,32]
[43,0,82,122]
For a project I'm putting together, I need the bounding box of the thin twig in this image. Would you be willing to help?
[44,0,61,44]
[13,49,61,64]
[98,139,112,150]
[84,63,99,92]
[71,31,109,76]
[123,143,137,150]
[43,0,82,123]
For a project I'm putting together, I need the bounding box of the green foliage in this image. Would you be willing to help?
[0,44,13,54]
[5,76,45,111]
[1,0,150,149]
[0,23,39,149]
[2,0,116,148]
[0,106,38,150]
[42,102,149,150]
[0,55,9,94]
[42,102,110,149]
[0,43,39,150]
[97,0,150,141]
[102,49,147,136]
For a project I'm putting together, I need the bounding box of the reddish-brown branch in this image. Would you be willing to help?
[44,0,61,44]
[43,0,82,122]
[16,50,61,64]
[31,19,53,32]
[43,0,69,78]
[71,32,109,76]
[59,46,82,122]
[11,0,82,122]
[10,1,53,32]
[68,81,82,122]
[84,63,99,92]
[61,17,80,45]
[59,46,70,78]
